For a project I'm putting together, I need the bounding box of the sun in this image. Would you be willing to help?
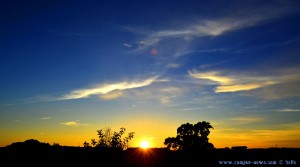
[140,140,150,149]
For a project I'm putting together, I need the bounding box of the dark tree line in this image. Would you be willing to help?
[164,121,214,151]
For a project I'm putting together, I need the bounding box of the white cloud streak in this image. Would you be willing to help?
[275,109,300,112]
[123,43,132,48]
[60,121,79,126]
[62,76,158,100]
[60,121,88,126]
[100,90,123,100]
[189,71,234,85]
[189,69,300,93]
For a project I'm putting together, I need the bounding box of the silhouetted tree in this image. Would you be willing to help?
[97,127,112,147]
[121,131,135,149]
[164,136,181,151]
[164,121,214,151]
[91,139,97,147]
[84,127,134,150]
[83,141,90,147]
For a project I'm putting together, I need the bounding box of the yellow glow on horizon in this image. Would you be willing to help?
[210,122,300,148]
[2,117,300,149]
[140,140,150,149]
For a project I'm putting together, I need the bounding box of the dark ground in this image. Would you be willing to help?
[0,146,299,167]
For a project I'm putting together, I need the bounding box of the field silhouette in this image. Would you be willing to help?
[0,139,299,167]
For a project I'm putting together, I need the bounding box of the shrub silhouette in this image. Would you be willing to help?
[84,127,134,150]
[164,121,214,151]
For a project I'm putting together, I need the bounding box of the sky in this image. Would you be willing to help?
[1,0,300,148]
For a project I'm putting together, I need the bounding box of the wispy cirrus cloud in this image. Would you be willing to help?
[62,76,158,100]
[60,120,88,126]
[126,86,186,105]
[13,76,161,104]
[99,90,123,100]
[41,117,50,120]
[189,69,300,93]
[234,39,296,53]
[128,20,238,53]
[216,82,276,93]
[199,59,233,69]
[166,63,182,69]
[182,107,202,111]
[189,71,234,85]
[60,121,79,126]
[274,109,300,112]
[124,3,297,54]
[230,117,264,124]
[123,43,132,48]
[249,81,300,100]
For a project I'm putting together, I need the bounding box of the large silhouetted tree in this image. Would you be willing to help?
[84,127,134,150]
[164,121,214,151]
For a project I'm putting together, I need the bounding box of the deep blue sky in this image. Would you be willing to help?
[1,0,300,148]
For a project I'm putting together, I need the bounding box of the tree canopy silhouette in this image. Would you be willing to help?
[164,121,214,151]
[84,127,134,150]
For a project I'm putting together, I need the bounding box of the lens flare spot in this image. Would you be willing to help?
[150,48,158,55]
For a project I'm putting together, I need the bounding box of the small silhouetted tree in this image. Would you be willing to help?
[164,121,214,151]
[84,127,134,150]
[91,139,97,147]
[97,127,112,147]
[83,141,90,147]
[122,131,135,149]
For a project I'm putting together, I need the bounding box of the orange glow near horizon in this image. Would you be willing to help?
[1,130,300,148]
[1,120,300,149]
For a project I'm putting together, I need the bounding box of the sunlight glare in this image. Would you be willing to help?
[140,140,150,149]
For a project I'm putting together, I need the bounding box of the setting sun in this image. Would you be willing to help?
[140,141,150,149]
